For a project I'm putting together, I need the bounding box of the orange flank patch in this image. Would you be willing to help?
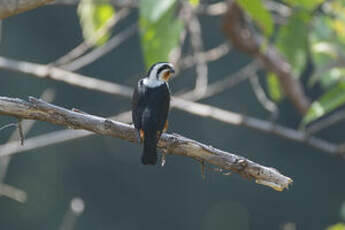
[163,120,168,133]
[140,129,145,142]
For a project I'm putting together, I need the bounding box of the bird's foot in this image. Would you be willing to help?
[161,151,167,167]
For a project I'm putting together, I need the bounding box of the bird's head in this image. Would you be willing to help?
[147,62,175,82]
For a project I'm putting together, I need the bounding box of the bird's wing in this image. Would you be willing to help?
[132,80,146,129]
[157,83,171,132]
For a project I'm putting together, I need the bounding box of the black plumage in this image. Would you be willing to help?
[132,63,173,165]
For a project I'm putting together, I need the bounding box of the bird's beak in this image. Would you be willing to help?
[162,68,175,81]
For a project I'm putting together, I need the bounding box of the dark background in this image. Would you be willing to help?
[0,2,344,230]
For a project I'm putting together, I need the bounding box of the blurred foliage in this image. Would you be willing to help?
[302,81,345,125]
[189,0,200,7]
[139,0,183,68]
[74,0,345,124]
[77,0,115,46]
[236,0,273,37]
[327,223,345,230]
[303,0,345,125]
[267,72,284,102]
[283,0,324,10]
[234,0,345,125]
[276,10,310,78]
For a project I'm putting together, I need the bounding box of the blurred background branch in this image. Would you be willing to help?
[0,0,54,19]
[0,56,342,155]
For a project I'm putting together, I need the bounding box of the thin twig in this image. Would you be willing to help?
[0,96,293,191]
[59,23,137,71]
[179,60,260,101]
[0,123,17,132]
[249,72,278,114]
[187,13,208,97]
[306,109,345,135]
[169,2,189,69]
[179,42,231,70]
[17,120,24,145]
[0,183,27,203]
[51,8,130,66]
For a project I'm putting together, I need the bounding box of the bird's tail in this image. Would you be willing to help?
[142,131,158,165]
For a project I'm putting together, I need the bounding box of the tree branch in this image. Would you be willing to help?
[58,23,137,71]
[51,8,130,67]
[187,12,208,97]
[306,109,345,135]
[0,0,54,19]
[0,56,133,98]
[0,96,292,191]
[0,56,340,155]
[222,2,310,115]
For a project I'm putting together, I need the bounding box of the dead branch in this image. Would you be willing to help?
[0,96,292,191]
[0,89,55,203]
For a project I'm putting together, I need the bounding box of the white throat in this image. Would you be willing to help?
[143,78,165,88]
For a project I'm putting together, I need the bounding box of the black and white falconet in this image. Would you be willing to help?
[132,62,175,165]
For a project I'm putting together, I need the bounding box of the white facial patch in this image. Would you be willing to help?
[143,78,164,88]
[148,63,174,80]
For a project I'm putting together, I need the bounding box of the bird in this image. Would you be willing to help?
[132,62,175,165]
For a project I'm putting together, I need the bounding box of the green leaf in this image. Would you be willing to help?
[236,0,273,37]
[276,10,310,77]
[327,223,345,230]
[302,81,345,125]
[309,41,340,87]
[78,0,115,46]
[189,0,199,7]
[139,0,183,68]
[283,0,324,10]
[140,0,176,23]
[266,72,284,102]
